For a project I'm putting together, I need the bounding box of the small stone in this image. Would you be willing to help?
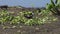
[20,26,23,28]
[12,26,16,28]
[17,30,21,32]
[35,27,39,30]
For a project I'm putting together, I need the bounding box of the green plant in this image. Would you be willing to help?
[0,9,58,25]
[0,10,9,24]
[46,0,60,15]
[10,16,21,25]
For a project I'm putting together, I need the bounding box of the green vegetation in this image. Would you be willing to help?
[46,0,60,15]
[0,0,59,26]
[0,9,58,25]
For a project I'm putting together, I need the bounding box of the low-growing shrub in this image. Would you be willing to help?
[0,9,58,25]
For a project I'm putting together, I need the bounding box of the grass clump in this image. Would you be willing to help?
[0,8,58,25]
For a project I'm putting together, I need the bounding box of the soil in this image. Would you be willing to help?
[0,8,60,34]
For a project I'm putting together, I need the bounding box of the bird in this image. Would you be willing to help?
[24,13,33,19]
